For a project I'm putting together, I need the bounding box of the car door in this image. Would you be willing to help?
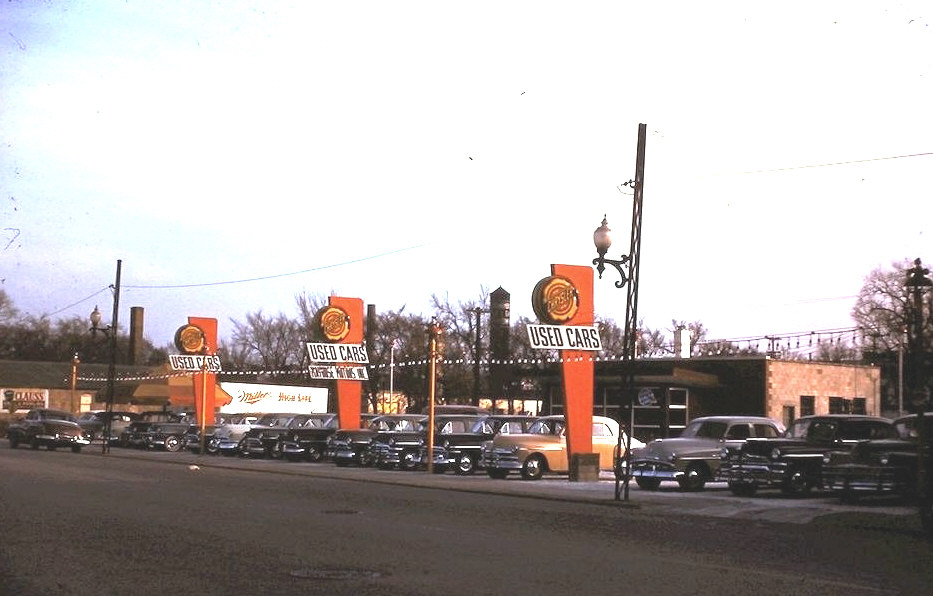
[592,421,618,469]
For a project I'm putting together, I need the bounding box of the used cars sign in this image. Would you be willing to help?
[526,324,602,351]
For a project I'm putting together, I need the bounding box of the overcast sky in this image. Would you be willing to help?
[1,1,931,354]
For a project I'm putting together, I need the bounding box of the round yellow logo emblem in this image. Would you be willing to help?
[318,306,351,342]
[532,276,579,324]
[174,324,206,354]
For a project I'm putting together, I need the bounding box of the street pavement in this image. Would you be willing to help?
[107,447,918,525]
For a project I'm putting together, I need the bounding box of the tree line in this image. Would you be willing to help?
[1,258,928,412]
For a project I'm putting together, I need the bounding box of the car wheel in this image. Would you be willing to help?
[399,450,419,471]
[9,437,18,449]
[206,440,220,455]
[164,436,182,452]
[521,455,545,481]
[780,466,810,496]
[454,453,475,475]
[71,445,82,453]
[487,469,509,479]
[635,477,662,490]
[729,481,757,497]
[678,463,707,491]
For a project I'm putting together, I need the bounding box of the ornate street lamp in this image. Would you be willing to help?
[591,123,646,502]
[905,257,931,532]
[89,260,122,455]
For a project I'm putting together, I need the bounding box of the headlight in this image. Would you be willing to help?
[508,444,521,454]
[880,453,890,466]
[720,447,729,459]
[822,453,832,465]
[443,439,451,449]
[668,452,677,462]
[770,447,781,460]
[388,437,396,446]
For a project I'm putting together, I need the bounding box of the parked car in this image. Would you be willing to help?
[7,408,91,453]
[213,414,263,456]
[629,415,785,491]
[185,423,223,454]
[277,413,340,462]
[481,415,645,480]
[76,410,140,443]
[423,415,537,475]
[237,413,306,458]
[719,414,897,496]
[821,412,933,502]
[373,414,482,471]
[119,420,156,448]
[328,414,426,467]
[145,422,192,452]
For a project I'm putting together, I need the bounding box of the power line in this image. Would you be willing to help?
[732,152,933,176]
[124,243,428,290]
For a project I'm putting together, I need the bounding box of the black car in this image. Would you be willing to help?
[719,414,897,496]
[146,422,192,452]
[184,423,223,454]
[76,410,139,443]
[237,413,305,458]
[822,412,933,502]
[423,415,537,475]
[119,421,155,448]
[329,414,426,468]
[7,408,91,453]
[276,413,340,462]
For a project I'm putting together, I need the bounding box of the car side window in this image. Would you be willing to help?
[753,424,780,438]
[725,424,750,440]
[592,422,612,437]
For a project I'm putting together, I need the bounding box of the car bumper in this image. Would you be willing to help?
[718,461,787,486]
[822,465,904,493]
[630,460,681,481]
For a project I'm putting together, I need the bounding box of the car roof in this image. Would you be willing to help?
[689,415,780,423]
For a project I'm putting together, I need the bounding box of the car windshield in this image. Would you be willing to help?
[528,419,564,436]
[680,420,728,439]
[786,418,815,439]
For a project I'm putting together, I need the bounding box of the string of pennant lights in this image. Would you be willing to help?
[74,326,865,385]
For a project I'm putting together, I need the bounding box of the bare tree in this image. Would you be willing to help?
[852,260,922,353]
[228,310,304,383]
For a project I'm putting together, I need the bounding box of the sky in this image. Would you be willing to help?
[1,1,931,354]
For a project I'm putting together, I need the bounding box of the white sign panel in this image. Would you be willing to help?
[307,365,369,381]
[169,354,223,372]
[2,388,49,413]
[218,382,328,414]
[527,324,603,351]
[306,342,369,364]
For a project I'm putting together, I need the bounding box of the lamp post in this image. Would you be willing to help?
[89,259,122,455]
[591,123,646,502]
[905,257,931,532]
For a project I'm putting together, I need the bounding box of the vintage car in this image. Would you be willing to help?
[7,408,91,453]
[119,420,155,448]
[145,422,192,452]
[423,415,536,475]
[719,414,897,496]
[373,414,482,471]
[481,415,645,480]
[236,412,306,458]
[184,423,225,454]
[76,410,139,444]
[821,412,933,502]
[328,414,426,467]
[629,415,785,491]
[276,413,340,462]
[213,414,263,455]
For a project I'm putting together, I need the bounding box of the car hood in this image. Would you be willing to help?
[41,420,83,433]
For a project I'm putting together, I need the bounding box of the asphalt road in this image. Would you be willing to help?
[1,446,931,596]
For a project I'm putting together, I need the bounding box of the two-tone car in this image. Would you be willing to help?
[76,410,139,444]
[481,415,645,480]
[7,408,91,453]
[629,415,784,491]
[822,412,933,502]
[719,414,897,496]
